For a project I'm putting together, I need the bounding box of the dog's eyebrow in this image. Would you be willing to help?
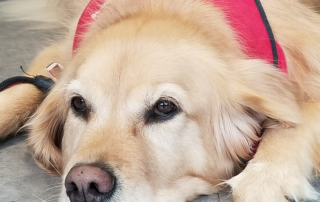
[65,80,83,97]
[147,83,187,110]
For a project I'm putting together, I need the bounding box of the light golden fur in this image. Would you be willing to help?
[1,0,320,201]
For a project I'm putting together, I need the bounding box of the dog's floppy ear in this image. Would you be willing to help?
[26,87,67,175]
[235,59,300,124]
[213,59,300,163]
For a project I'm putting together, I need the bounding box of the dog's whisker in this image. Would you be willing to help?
[44,155,63,177]
[42,193,61,202]
[36,183,62,202]
[25,182,61,202]
[24,185,47,202]
[42,184,63,193]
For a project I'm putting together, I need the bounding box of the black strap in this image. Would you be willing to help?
[0,75,54,92]
[254,0,279,68]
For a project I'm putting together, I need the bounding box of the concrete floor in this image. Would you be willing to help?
[0,12,319,202]
[0,20,62,202]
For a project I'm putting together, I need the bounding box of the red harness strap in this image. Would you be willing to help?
[73,0,106,53]
[209,0,287,72]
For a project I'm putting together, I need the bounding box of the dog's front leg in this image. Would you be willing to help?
[0,44,64,140]
[228,102,320,202]
[0,84,45,139]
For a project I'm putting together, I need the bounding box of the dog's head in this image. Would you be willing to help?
[26,0,300,201]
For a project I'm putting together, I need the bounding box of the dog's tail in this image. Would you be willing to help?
[0,0,87,29]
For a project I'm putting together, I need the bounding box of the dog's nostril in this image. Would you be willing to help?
[87,178,115,196]
[89,182,99,194]
[65,164,116,202]
[88,182,105,195]
[66,182,78,193]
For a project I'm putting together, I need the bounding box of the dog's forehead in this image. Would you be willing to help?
[73,15,225,84]
[73,48,178,95]
[65,17,232,115]
[73,31,224,91]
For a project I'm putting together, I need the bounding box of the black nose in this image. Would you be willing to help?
[65,164,116,202]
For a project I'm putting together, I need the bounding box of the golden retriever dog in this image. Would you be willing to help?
[1,0,320,201]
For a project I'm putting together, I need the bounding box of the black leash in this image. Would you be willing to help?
[0,75,54,92]
[0,66,54,92]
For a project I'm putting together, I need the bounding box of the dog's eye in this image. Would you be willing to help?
[154,100,177,116]
[71,96,88,118]
[146,98,178,123]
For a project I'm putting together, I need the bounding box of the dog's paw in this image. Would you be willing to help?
[0,84,44,139]
[227,162,319,202]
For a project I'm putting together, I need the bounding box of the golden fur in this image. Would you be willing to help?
[1,0,320,201]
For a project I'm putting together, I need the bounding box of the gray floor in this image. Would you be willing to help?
[0,15,319,202]
[0,20,62,202]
